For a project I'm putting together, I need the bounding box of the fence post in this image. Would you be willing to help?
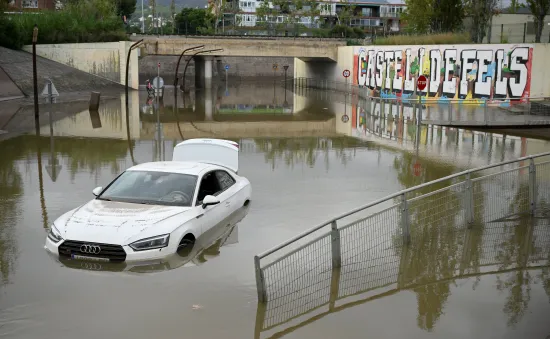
[529,158,537,215]
[523,22,526,43]
[465,173,474,227]
[417,95,422,126]
[331,220,341,268]
[400,194,411,245]
[484,99,488,124]
[254,255,267,303]
[448,100,453,123]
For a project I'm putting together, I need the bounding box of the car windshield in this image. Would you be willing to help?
[98,170,198,207]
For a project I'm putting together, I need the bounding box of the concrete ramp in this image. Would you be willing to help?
[0,66,24,102]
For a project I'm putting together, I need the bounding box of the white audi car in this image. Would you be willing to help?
[44,138,251,263]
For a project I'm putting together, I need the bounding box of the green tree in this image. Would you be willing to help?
[170,0,176,33]
[431,0,464,32]
[175,8,214,34]
[526,0,549,42]
[401,0,433,34]
[464,0,498,42]
[115,0,136,18]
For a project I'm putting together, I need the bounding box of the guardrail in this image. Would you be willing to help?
[253,151,550,303]
[288,77,550,126]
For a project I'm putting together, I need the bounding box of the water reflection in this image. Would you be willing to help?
[0,81,549,338]
[255,212,550,338]
[54,205,248,274]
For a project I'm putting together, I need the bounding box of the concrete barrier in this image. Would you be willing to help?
[22,41,139,90]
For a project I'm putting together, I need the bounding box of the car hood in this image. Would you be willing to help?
[58,199,193,244]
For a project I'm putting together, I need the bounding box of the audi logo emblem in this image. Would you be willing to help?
[81,262,102,270]
[80,244,101,254]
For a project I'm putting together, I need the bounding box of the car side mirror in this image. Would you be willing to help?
[92,186,103,197]
[202,195,220,209]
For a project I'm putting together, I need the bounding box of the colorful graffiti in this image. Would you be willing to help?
[353,44,533,106]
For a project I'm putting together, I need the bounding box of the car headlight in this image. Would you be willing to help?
[48,225,63,243]
[129,234,170,251]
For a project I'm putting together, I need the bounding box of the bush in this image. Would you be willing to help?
[0,0,127,49]
[374,32,472,45]
[0,16,23,49]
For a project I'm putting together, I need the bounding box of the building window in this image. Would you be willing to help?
[22,0,38,8]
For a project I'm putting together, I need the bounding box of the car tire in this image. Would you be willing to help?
[176,237,195,257]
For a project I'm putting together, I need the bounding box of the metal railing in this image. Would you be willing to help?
[254,151,550,303]
[289,77,550,126]
[254,214,550,337]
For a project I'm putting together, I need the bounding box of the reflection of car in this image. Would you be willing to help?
[44,138,252,264]
[51,204,249,273]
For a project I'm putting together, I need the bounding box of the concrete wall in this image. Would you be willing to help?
[22,41,139,90]
[137,36,344,61]
[330,43,550,102]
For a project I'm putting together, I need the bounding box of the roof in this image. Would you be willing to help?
[126,161,217,176]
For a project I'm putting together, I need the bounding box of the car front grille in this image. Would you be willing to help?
[58,240,127,262]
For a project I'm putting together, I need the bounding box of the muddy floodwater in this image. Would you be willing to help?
[0,80,549,339]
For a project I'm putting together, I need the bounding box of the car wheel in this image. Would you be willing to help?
[177,236,195,257]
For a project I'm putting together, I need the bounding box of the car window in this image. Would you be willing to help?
[196,171,222,205]
[215,171,236,191]
[99,170,198,207]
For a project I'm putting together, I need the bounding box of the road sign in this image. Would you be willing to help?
[152,76,164,89]
[417,75,427,91]
[158,62,161,68]
[225,64,230,70]
[283,65,289,71]
[342,69,351,78]
[341,114,349,123]
[272,63,278,71]
[41,81,59,97]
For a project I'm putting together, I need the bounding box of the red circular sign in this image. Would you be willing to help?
[413,162,422,176]
[343,69,350,78]
[417,75,427,91]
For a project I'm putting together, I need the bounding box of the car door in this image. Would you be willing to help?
[214,170,240,216]
[195,171,226,234]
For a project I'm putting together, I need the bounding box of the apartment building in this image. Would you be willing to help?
[221,0,405,32]
[7,0,56,10]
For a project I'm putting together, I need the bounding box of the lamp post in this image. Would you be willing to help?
[174,45,205,87]
[141,0,145,33]
[181,48,224,93]
[32,24,39,130]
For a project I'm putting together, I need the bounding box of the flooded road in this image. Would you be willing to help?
[0,80,549,339]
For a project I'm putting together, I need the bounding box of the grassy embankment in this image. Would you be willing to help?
[374,32,473,45]
[0,0,127,50]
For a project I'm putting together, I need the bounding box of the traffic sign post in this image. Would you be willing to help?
[342,69,351,117]
[224,64,229,83]
[41,79,59,104]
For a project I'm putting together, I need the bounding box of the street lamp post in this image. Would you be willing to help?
[141,0,145,33]
[174,45,205,87]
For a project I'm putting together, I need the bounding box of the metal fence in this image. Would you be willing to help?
[289,77,550,126]
[254,151,550,310]
[254,213,550,337]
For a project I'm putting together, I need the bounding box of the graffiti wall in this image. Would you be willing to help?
[353,44,533,105]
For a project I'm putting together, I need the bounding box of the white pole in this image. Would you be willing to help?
[141,0,144,33]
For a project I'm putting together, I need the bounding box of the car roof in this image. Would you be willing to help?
[126,161,222,176]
